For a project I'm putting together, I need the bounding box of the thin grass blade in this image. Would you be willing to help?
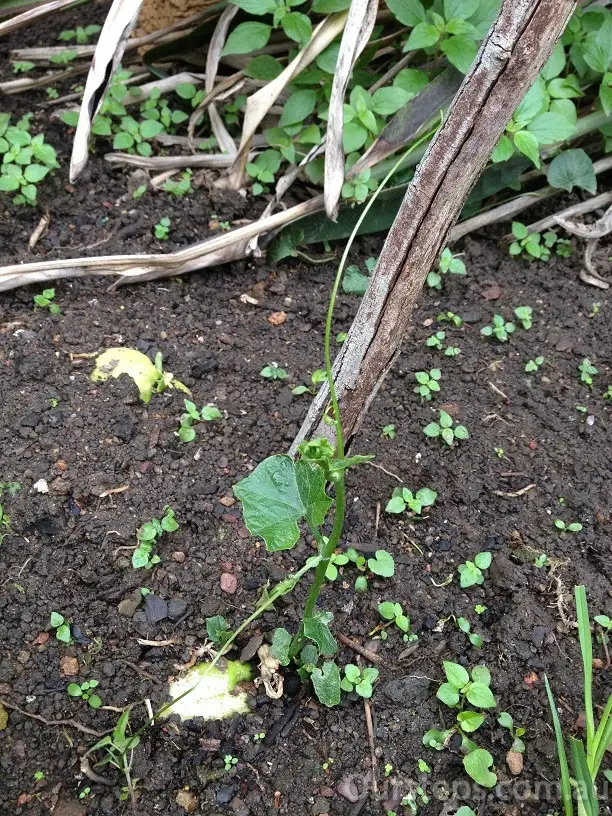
[544,674,574,816]
[569,737,598,816]
[575,585,595,749]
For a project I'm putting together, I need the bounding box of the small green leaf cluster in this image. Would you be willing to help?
[0,502,11,546]
[292,368,327,395]
[133,507,179,569]
[340,664,379,698]
[480,314,515,342]
[325,546,395,590]
[50,611,71,644]
[12,61,35,74]
[0,114,59,205]
[342,257,376,295]
[224,754,238,771]
[153,216,171,240]
[33,288,61,314]
[206,615,232,645]
[423,410,469,446]
[514,306,533,329]
[414,368,441,401]
[525,356,544,373]
[260,362,288,380]
[437,311,463,327]
[385,486,437,516]
[382,423,396,440]
[497,711,526,753]
[427,248,467,290]
[58,24,101,43]
[426,330,460,357]
[163,170,193,197]
[67,680,102,709]
[177,399,222,443]
[457,616,483,648]
[509,222,571,261]
[578,358,598,387]
[554,519,582,533]
[458,552,491,588]
[378,601,414,641]
[86,710,140,778]
[175,82,207,110]
[50,50,79,65]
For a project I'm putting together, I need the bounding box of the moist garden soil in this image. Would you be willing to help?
[1,7,612,816]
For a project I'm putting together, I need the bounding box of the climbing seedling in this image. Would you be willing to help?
[458,552,491,588]
[414,368,441,401]
[50,612,71,644]
[525,356,544,373]
[578,358,598,387]
[423,410,469,446]
[292,369,326,395]
[481,315,515,342]
[133,507,178,568]
[340,664,379,698]
[554,519,582,533]
[497,712,525,753]
[177,399,222,442]
[260,362,288,380]
[514,306,533,329]
[385,487,437,516]
[33,288,61,314]
[457,617,483,648]
[67,680,102,709]
[427,248,466,290]
[154,216,170,240]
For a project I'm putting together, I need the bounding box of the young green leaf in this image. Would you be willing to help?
[463,748,497,788]
[221,22,272,56]
[270,627,292,665]
[311,661,341,707]
[547,148,597,194]
[303,611,337,655]
[367,550,395,577]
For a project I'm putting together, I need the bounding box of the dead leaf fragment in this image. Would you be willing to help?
[255,644,283,699]
[506,750,523,775]
[60,656,79,677]
[32,632,50,646]
[0,702,8,731]
[175,789,198,814]
[268,311,287,326]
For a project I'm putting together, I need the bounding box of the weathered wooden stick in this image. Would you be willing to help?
[290,0,577,454]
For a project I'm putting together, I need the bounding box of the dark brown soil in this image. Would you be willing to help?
[1,7,611,816]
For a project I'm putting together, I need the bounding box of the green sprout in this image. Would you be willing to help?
[514,306,533,329]
[437,311,463,327]
[427,248,467,290]
[12,61,36,74]
[340,664,379,698]
[481,315,515,342]
[33,288,61,314]
[154,216,171,240]
[497,712,525,753]
[414,368,441,401]
[0,114,60,205]
[133,507,179,569]
[260,362,288,380]
[385,486,437,516]
[224,754,238,771]
[525,356,544,373]
[423,410,469,446]
[58,24,101,44]
[292,369,327,395]
[382,424,396,440]
[458,552,492,588]
[457,616,483,648]
[177,399,222,443]
[67,680,102,709]
[50,611,71,644]
[554,519,582,533]
[376,601,415,642]
[426,330,460,356]
[578,358,598,387]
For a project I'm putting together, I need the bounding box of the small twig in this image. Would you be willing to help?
[550,575,577,629]
[488,381,509,403]
[28,212,50,250]
[80,756,114,786]
[336,633,385,666]
[525,191,612,235]
[366,461,403,482]
[0,699,105,737]
[122,660,162,685]
[363,698,378,797]
[136,638,182,647]
[374,501,380,539]
[492,483,536,498]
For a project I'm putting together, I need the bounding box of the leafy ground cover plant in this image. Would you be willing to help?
[437,311,463,327]
[414,368,441,401]
[67,680,102,709]
[58,24,101,43]
[163,170,193,197]
[133,507,179,568]
[382,423,396,440]
[480,314,515,342]
[458,552,492,588]
[509,222,573,261]
[545,586,612,816]
[578,358,598,387]
[340,664,379,698]
[33,288,60,314]
[423,410,469,446]
[427,247,466,290]
[154,217,170,240]
[385,486,437,516]
[376,601,415,642]
[0,114,59,205]
[260,362,288,380]
[177,400,222,443]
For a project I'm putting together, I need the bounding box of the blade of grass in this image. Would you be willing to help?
[569,737,598,816]
[544,673,574,816]
[591,695,612,777]
[575,586,595,751]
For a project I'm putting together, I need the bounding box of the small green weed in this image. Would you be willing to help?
[224,754,238,771]
[205,614,232,645]
[154,217,170,240]
[133,507,179,569]
[414,368,441,401]
[292,369,326,395]
[33,288,60,314]
[423,410,469,446]
[58,24,101,43]
[458,552,491,588]
[163,170,193,197]
[50,611,71,644]
[481,314,515,342]
[509,222,571,261]
[427,248,466,290]
[382,424,396,440]
[525,356,544,373]
[497,712,525,753]
[0,114,59,205]
[578,358,598,387]
[177,399,222,442]
[385,486,437,516]
[260,362,288,380]
[67,680,102,709]
[426,330,460,356]
[554,519,582,533]
[377,601,415,641]
[340,664,379,698]
[33,771,45,782]
[514,306,533,329]
[437,311,462,327]
[12,61,35,73]
[534,552,550,568]
[457,616,483,648]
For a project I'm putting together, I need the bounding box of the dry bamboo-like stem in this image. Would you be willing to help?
[0,0,82,37]
[524,188,612,235]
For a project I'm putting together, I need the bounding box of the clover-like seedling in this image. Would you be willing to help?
[224,754,238,771]
[525,356,544,373]
[427,248,467,290]
[292,368,326,395]
[457,552,491,588]
[497,712,525,753]
[385,486,437,516]
[554,519,582,533]
[423,410,469,447]
[206,615,232,645]
[578,358,598,387]
[457,616,483,648]
[437,311,463,327]
[378,601,414,641]
[509,222,551,261]
[514,306,533,330]
[382,424,396,440]
[325,550,349,581]
[50,611,71,644]
[534,552,550,568]
[177,399,222,442]
[260,362,288,380]
[154,216,170,240]
[481,315,515,342]
[426,330,445,349]
[133,507,179,568]
[414,368,441,401]
[33,288,61,314]
[0,113,59,205]
[340,664,379,698]
[437,662,496,709]
[67,680,102,709]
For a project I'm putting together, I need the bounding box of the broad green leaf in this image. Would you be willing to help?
[221,22,272,56]
[201,404,222,421]
[342,121,368,153]
[316,43,340,74]
[140,119,164,139]
[469,0,500,38]
[393,68,429,97]
[233,455,332,551]
[547,149,596,194]
[474,551,491,569]
[67,683,82,696]
[0,175,20,192]
[244,55,283,81]
[6,127,30,147]
[550,99,577,125]
[385,495,406,514]
[457,711,485,732]
[600,72,612,115]
[372,87,411,116]
[548,75,583,100]
[415,487,437,507]
[386,0,426,27]
[231,0,276,14]
[56,623,71,643]
[279,89,317,127]
[466,681,496,708]
[463,748,497,788]
[344,663,360,683]
[405,23,440,51]
[378,601,397,620]
[491,134,514,163]
[514,76,549,127]
[342,264,369,294]
[444,0,479,20]
[24,164,49,183]
[367,550,395,577]
[0,113,10,137]
[423,422,440,437]
[300,643,319,667]
[311,660,341,706]
[92,116,112,136]
[206,615,231,645]
[271,627,292,665]
[311,0,349,11]
[439,410,453,428]
[527,112,575,145]
[443,661,469,688]
[541,41,565,80]
[282,12,312,46]
[113,132,134,150]
[50,612,64,627]
[303,611,337,655]
[513,129,540,168]
[471,665,491,686]
[437,682,460,706]
[497,711,513,729]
